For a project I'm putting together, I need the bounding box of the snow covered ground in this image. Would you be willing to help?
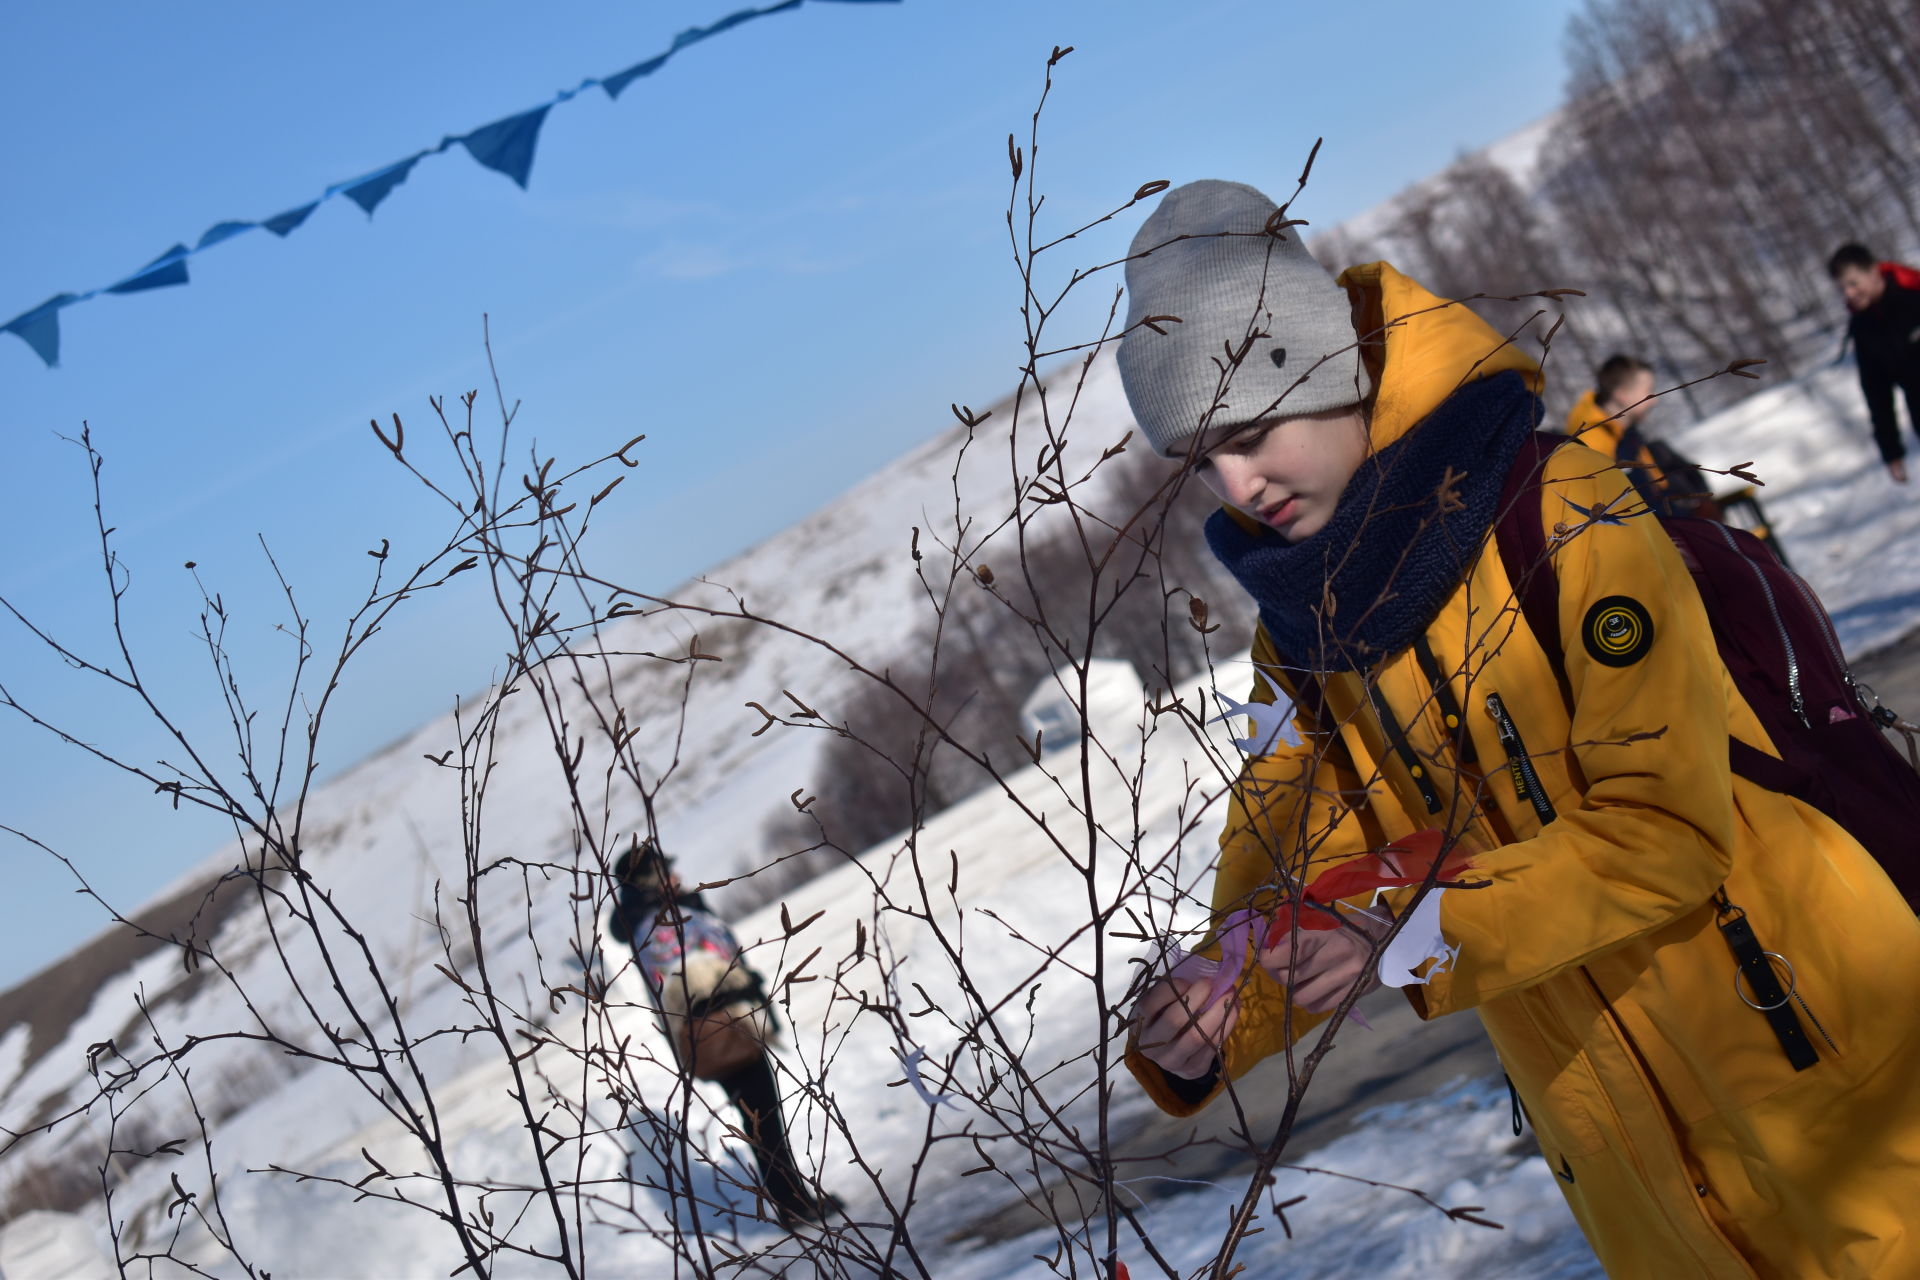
[0,637,1597,1279]
[1661,360,1920,658]
[942,1078,1602,1280]
[5,313,1919,1277]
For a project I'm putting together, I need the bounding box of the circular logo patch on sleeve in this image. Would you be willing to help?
[1583,596,1654,667]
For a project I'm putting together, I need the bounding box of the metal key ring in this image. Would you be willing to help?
[1734,951,1798,1011]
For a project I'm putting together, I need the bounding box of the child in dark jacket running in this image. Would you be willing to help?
[1119,180,1920,1277]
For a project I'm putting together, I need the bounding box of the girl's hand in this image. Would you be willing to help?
[1257,915,1387,1012]
[1133,974,1237,1080]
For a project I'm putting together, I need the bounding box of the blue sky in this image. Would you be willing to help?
[0,0,1580,989]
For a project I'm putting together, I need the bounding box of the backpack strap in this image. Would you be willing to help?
[1493,432,1574,708]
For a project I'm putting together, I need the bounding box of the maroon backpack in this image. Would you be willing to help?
[1496,433,1920,911]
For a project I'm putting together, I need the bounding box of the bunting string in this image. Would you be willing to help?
[4,0,900,368]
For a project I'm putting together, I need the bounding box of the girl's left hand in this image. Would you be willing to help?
[1132,973,1239,1080]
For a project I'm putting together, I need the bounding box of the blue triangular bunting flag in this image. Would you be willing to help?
[5,0,903,367]
[105,246,190,294]
[602,54,671,99]
[339,155,423,216]
[262,202,319,237]
[459,106,552,190]
[196,221,256,250]
[677,2,800,52]
[3,293,79,367]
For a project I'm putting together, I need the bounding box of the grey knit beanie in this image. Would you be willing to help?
[1117,180,1371,457]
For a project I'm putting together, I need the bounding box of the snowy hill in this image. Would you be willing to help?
[1330,114,1558,252]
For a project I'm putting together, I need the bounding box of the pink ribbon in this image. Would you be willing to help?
[1164,907,1260,1016]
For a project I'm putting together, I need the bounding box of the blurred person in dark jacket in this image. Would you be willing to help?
[1829,242,1920,484]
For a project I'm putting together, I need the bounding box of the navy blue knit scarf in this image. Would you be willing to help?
[1204,370,1541,672]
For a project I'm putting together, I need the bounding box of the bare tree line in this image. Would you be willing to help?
[1318,0,1918,424]
[758,437,1254,872]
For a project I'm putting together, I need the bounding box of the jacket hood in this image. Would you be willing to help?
[1880,260,1920,292]
[1565,387,1626,452]
[1565,388,1602,435]
[1336,261,1543,454]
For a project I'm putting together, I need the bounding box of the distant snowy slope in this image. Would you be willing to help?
[615,349,1142,876]
[1330,113,1558,251]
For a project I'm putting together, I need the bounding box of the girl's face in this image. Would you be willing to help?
[1187,405,1371,542]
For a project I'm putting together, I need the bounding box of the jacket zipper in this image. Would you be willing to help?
[1712,523,1806,726]
[1571,968,1769,1264]
[1409,637,1512,852]
[1485,691,1558,826]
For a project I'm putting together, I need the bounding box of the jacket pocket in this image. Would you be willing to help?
[1480,985,1611,1159]
[1583,906,1846,1130]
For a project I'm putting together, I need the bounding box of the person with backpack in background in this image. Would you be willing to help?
[1116,180,1920,1278]
[1564,354,1723,520]
[1829,242,1920,484]
[610,838,838,1229]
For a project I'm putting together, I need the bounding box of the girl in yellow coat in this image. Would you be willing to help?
[1117,180,1920,1278]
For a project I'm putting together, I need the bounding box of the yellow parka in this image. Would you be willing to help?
[1128,264,1920,1278]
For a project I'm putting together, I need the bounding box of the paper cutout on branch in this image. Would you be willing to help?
[1210,690,1301,755]
[895,1045,958,1111]
[1375,888,1459,988]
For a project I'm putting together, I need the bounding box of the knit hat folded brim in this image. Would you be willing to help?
[1117,179,1371,457]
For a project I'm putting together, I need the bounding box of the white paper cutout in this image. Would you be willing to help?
[895,1046,958,1111]
[1210,692,1302,755]
[1375,889,1459,988]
